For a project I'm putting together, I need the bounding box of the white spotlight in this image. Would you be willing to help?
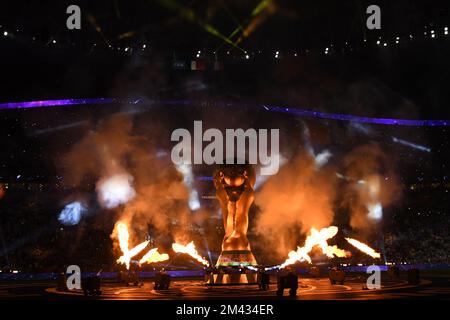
[58,202,87,226]
[368,203,383,220]
[96,174,136,209]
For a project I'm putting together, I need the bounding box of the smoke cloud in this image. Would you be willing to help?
[58,113,403,265]
[252,142,403,262]
[59,114,193,254]
[340,144,402,233]
[253,150,337,260]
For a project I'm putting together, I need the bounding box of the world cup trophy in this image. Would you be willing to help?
[214,162,257,267]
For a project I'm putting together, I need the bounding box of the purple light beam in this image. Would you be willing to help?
[0,98,448,126]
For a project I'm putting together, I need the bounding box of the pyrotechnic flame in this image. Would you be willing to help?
[116,222,149,269]
[139,248,169,265]
[172,241,210,267]
[278,226,351,269]
[345,237,381,259]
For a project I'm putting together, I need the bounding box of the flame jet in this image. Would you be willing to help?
[139,248,169,265]
[278,226,350,269]
[116,222,149,269]
[345,238,381,259]
[172,242,210,267]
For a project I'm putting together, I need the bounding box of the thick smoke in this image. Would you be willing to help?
[60,115,136,186]
[60,114,192,251]
[340,144,402,233]
[253,150,337,260]
[252,142,402,262]
[59,113,403,265]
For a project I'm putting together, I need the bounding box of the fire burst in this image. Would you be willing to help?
[345,237,381,259]
[139,248,169,265]
[116,222,169,268]
[116,222,149,269]
[278,226,350,268]
[115,222,210,269]
[172,241,210,267]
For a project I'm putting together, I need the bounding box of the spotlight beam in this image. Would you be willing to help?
[215,0,271,52]
[0,98,115,109]
[0,98,448,126]
[154,0,245,52]
[392,136,431,152]
[214,3,245,53]
[264,104,449,126]
[235,0,274,46]
[87,14,111,46]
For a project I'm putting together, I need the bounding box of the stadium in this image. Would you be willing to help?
[0,0,449,305]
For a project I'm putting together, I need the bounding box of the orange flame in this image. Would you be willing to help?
[115,221,149,269]
[345,237,381,259]
[279,226,350,268]
[139,248,169,265]
[172,241,210,267]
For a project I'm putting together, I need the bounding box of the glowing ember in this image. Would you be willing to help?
[172,241,210,267]
[139,248,169,265]
[345,237,381,259]
[116,222,149,269]
[278,226,350,268]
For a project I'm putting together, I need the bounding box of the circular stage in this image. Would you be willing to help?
[40,276,442,300]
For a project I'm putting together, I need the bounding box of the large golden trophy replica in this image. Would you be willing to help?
[213,162,257,268]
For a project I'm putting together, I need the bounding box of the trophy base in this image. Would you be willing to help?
[205,268,258,285]
[215,250,257,267]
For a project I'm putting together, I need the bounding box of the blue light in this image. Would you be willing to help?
[58,202,87,226]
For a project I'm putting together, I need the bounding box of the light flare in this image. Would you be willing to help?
[367,202,383,220]
[97,173,136,209]
[58,201,87,226]
[365,176,383,220]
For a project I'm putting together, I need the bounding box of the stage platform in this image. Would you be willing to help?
[35,276,443,300]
